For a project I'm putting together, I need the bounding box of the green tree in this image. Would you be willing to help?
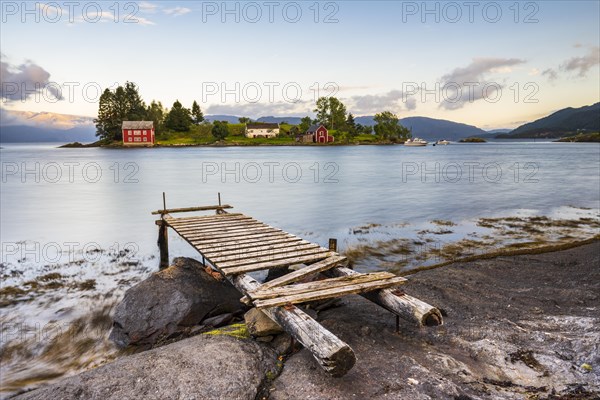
[313,97,347,130]
[95,88,118,140]
[124,82,146,121]
[345,113,358,140]
[373,111,411,142]
[94,81,146,141]
[146,100,166,133]
[212,121,229,140]
[164,100,193,132]
[191,101,204,124]
[238,117,252,124]
[299,116,313,133]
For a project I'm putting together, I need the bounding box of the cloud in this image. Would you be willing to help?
[438,57,526,110]
[164,7,192,16]
[346,90,417,115]
[542,68,558,81]
[138,1,159,13]
[561,46,600,77]
[0,56,63,102]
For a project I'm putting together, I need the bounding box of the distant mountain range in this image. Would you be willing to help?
[1,110,97,143]
[0,125,97,143]
[4,104,597,143]
[498,102,600,139]
[397,117,488,141]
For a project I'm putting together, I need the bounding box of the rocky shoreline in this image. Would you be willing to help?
[9,242,600,400]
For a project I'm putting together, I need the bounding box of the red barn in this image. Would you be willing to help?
[122,121,155,146]
[306,124,334,143]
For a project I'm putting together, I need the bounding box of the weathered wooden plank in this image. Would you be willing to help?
[170,220,260,232]
[218,247,331,269]
[167,215,254,228]
[324,267,443,327]
[253,276,407,308]
[166,213,247,223]
[165,213,245,223]
[181,227,282,241]
[190,231,293,246]
[174,221,267,234]
[152,204,233,215]
[193,236,302,252]
[230,273,355,377]
[210,243,321,263]
[202,238,309,257]
[249,272,398,300]
[256,255,348,291]
[221,252,335,275]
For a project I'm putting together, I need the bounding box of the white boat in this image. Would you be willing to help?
[435,139,450,145]
[404,137,428,146]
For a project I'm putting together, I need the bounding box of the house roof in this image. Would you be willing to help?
[306,124,325,133]
[247,123,279,130]
[122,121,154,129]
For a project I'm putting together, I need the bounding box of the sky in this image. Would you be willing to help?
[1,0,599,129]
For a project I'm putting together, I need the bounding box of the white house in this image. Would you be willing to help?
[245,123,280,138]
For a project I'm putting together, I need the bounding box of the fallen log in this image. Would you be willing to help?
[230,273,356,377]
[324,267,443,327]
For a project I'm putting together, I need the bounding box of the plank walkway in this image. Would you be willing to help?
[153,198,441,377]
[164,212,407,308]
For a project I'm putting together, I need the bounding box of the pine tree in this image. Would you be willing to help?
[165,100,193,132]
[191,101,204,124]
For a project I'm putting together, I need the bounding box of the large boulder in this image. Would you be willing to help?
[109,257,244,347]
[14,335,278,400]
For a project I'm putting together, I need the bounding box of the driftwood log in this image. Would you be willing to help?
[230,273,356,377]
[324,267,443,326]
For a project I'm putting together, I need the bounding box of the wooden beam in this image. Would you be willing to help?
[210,243,322,263]
[167,216,253,228]
[201,238,309,257]
[323,267,443,327]
[173,221,267,234]
[181,226,281,240]
[230,273,355,377]
[218,248,331,269]
[152,204,233,215]
[256,255,348,291]
[192,235,302,251]
[221,252,334,275]
[169,220,259,231]
[190,231,293,246]
[253,276,407,308]
[164,213,244,223]
[249,272,399,300]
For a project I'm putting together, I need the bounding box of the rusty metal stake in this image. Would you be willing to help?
[395,316,400,334]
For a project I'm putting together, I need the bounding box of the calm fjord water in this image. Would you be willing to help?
[1,142,599,268]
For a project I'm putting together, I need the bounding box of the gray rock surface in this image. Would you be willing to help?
[244,308,283,337]
[269,242,600,399]
[109,257,243,347]
[14,335,277,400]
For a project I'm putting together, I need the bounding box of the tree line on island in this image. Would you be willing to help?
[94,82,412,144]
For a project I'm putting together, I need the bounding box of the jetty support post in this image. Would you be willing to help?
[157,192,169,269]
[328,238,337,252]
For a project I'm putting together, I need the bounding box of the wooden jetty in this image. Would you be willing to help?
[153,194,442,377]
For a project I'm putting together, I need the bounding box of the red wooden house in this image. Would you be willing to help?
[306,124,334,143]
[122,121,155,146]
